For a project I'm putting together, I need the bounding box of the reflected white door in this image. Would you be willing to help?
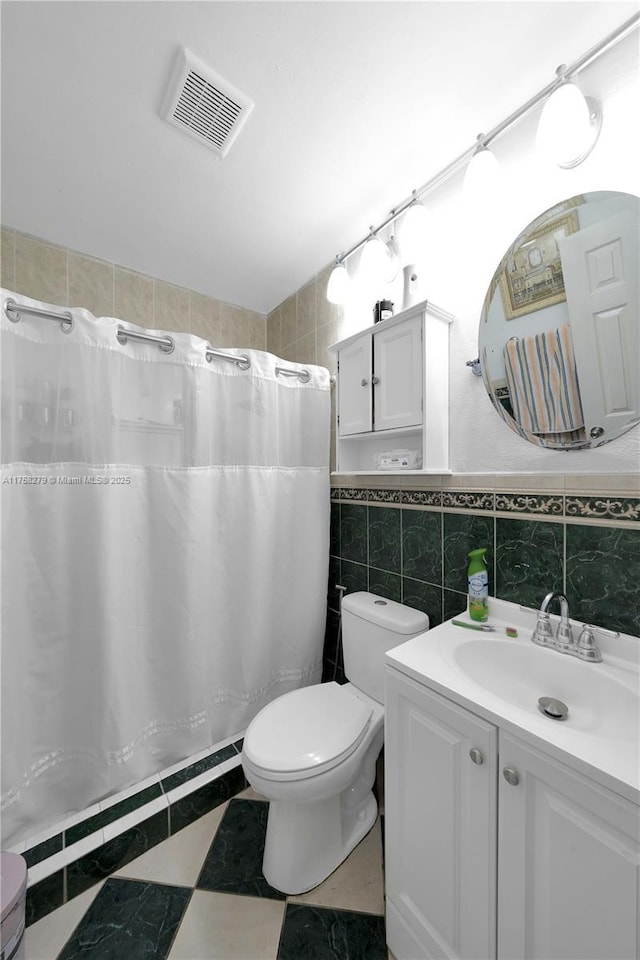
[559,209,639,443]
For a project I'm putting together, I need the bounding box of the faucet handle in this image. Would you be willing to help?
[555,618,574,653]
[576,625,603,662]
[532,611,555,647]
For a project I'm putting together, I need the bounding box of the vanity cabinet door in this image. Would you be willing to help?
[498,732,640,960]
[385,669,498,960]
[337,333,373,436]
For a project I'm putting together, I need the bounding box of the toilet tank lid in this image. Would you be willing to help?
[341,592,429,635]
[0,853,27,921]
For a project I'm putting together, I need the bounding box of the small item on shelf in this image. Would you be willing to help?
[373,300,394,323]
[374,449,422,470]
[467,548,489,622]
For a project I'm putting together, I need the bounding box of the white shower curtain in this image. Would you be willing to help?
[0,288,330,847]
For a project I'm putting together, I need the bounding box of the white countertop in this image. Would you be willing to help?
[386,598,640,805]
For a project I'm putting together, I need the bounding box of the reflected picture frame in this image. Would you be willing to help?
[499,210,579,320]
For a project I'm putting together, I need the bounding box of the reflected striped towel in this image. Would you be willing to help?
[503,325,585,436]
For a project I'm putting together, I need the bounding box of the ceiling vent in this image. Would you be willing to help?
[162,48,254,160]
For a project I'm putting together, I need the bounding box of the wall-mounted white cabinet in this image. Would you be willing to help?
[385,668,640,960]
[329,300,454,474]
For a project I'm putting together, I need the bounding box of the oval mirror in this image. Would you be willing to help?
[479,191,639,449]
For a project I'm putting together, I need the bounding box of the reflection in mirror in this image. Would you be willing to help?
[479,191,639,449]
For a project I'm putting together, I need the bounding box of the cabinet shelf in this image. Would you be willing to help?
[336,425,423,441]
[331,469,452,477]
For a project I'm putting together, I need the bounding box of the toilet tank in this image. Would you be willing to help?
[341,592,429,703]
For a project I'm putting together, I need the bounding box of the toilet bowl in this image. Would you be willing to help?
[242,592,428,894]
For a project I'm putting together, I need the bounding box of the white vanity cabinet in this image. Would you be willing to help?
[385,669,498,960]
[330,300,453,473]
[385,667,640,960]
[497,732,640,960]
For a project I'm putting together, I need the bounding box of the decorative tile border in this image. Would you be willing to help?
[65,783,164,846]
[161,743,237,793]
[330,486,640,523]
[401,490,442,507]
[22,736,247,926]
[441,491,495,511]
[366,488,402,503]
[565,496,640,522]
[22,833,63,869]
[495,493,564,516]
[335,487,401,503]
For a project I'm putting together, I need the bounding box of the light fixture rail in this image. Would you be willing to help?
[334,12,640,267]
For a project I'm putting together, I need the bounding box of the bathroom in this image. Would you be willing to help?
[1,2,638,959]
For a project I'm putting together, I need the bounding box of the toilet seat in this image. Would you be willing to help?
[243,682,373,782]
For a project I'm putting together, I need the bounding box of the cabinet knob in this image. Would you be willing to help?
[361,378,369,387]
[503,766,520,786]
[469,747,484,765]
[371,375,380,385]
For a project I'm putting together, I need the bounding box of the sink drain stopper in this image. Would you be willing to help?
[538,697,569,720]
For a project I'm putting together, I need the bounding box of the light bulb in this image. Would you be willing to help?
[384,236,400,282]
[464,144,500,198]
[359,232,392,283]
[537,81,600,168]
[398,200,430,265]
[326,261,350,304]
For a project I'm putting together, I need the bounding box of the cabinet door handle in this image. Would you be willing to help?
[469,747,484,765]
[361,378,369,386]
[371,376,380,385]
[503,766,520,786]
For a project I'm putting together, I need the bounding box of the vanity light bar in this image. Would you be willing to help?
[333,12,640,268]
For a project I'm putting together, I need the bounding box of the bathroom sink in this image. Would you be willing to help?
[450,636,639,740]
[386,597,640,803]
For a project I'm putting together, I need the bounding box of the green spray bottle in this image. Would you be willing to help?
[467,548,489,622]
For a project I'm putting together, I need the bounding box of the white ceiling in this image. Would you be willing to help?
[1,1,637,315]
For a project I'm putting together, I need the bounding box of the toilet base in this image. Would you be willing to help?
[262,789,378,895]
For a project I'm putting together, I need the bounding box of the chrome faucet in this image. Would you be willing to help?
[532,592,603,662]
[532,591,571,649]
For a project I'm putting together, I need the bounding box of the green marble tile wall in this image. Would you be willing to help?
[323,484,640,682]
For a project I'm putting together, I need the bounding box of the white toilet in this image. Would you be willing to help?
[241,591,429,894]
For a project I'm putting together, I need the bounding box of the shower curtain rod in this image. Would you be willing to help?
[4,296,316,383]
